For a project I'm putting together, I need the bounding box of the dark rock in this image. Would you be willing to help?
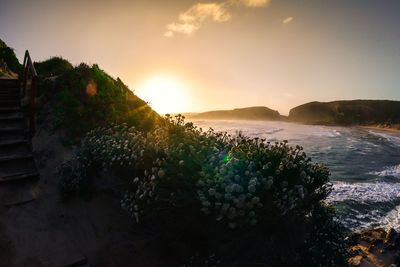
[385,228,398,247]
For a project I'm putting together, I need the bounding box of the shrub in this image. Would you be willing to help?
[34,56,73,77]
[0,38,21,74]
[60,115,348,266]
[37,63,159,141]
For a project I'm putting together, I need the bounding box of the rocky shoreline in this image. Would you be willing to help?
[348,228,400,266]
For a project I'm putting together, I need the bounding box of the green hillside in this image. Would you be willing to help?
[36,59,160,142]
[191,106,283,121]
[288,100,400,125]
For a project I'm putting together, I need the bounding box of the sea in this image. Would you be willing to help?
[191,119,400,232]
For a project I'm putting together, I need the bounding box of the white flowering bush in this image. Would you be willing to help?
[59,115,347,266]
[196,138,329,230]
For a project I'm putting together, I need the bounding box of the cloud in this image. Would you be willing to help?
[165,0,270,37]
[165,3,231,37]
[282,16,294,25]
[283,92,294,98]
[234,0,270,7]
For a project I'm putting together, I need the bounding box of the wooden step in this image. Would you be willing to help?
[0,129,27,140]
[0,110,23,118]
[0,154,33,163]
[0,171,39,183]
[0,140,31,157]
[0,180,39,207]
[0,81,19,88]
[0,117,25,128]
[0,127,28,142]
[0,89,20,93]
[0,92,20,97]
[0,126,25,132]
[0,141,31,158]
[0,79,39,184]
[0,139,30,147]
[0,88,20,91]
[0,91,20,95]
[0,97,20,101]
[0,156,37,178]
[0,113,24,120]
[0,101,20,107]
[4,195,36,207]
[0,106,20,112]
[0,118,26,129]
[62,256,88,267]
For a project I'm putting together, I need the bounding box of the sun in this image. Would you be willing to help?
[136,75,189,115]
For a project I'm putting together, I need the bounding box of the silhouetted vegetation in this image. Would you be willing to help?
[60,115,348,266]
[0,38,21,74]
[34,57,73,77]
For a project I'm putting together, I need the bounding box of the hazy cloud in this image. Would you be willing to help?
[282,16,294,24]
[283,92,294,98]
[165,0,270,37]
[234,0,270,7]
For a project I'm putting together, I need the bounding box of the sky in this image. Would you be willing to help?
[1,0,400,115]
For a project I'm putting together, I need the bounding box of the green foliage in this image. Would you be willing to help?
[60,115,348,266]
[0,38,21,73]
[34,57,73,77]
[38,63,159,141]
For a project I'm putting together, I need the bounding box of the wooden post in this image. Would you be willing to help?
[29,75,37,138]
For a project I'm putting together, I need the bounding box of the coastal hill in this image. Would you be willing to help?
[189,106,283,121]
[288,100,400,125]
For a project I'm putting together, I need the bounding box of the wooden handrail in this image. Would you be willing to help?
[20,50,38,138]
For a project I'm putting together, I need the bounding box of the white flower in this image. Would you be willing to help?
[265,179,273,189]
[221,203,230,212]
[225,186,233,193]
[248,185,256,193]
[208,188,216,196]
[251,196,260,204]
[202,201,211,207]
[157,169,165,178]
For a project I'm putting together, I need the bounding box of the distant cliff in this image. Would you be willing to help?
[191,106,283,121]
[288,100,400,125]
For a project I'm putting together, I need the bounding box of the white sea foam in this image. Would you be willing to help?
[370,164,400,178]
[329,182,400,203]
[368,130,400,146]
[313,128,343,138]
[265,128,284,134]
[379,205,400,231]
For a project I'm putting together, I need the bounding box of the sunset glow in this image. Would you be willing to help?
[136,75,189,114]
[2,1,400,114]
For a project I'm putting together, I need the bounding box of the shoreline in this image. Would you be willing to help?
[190,118,400,133]
[358,125,400,134]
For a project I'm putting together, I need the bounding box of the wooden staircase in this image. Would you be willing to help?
[0,78,39,183]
